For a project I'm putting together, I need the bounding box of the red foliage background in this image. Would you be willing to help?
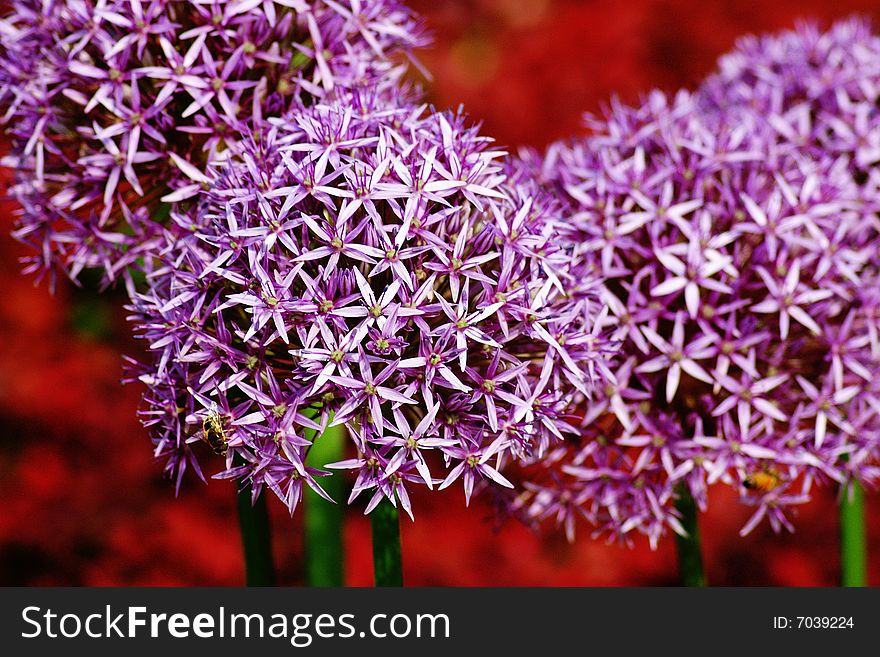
[2,0,879,586]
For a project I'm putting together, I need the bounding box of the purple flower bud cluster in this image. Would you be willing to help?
[698,17,880,277]
[0,0,423,289]
[699,17,880,173]
[126,91,612,517]
[506,87,880,546]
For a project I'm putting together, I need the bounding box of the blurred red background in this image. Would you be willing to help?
[2,0,879,586]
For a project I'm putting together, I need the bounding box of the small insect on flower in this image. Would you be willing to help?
[202,406,228,457]
[742,468,783,494]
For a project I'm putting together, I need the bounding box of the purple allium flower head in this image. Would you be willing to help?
[0,0,424,290]
[126,90,613,517]
[505,89,880,547]
[699,17,880,176]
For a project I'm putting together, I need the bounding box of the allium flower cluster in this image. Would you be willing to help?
[506,90,880,546]
[0,0,423,288]
[699,18,880,183]
[127,92,611,517]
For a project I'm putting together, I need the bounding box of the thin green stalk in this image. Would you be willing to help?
[370,498,403,587]
[673,486,707,587]
[840,480,867,587]
[304,424,347,586]
[236,485,276,586]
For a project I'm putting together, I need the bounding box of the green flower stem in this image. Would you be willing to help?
[236,485,276,586]
[673,486,707,587]
[304,423,347,587]
[840,480,867,587]
[370,498,403,587]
